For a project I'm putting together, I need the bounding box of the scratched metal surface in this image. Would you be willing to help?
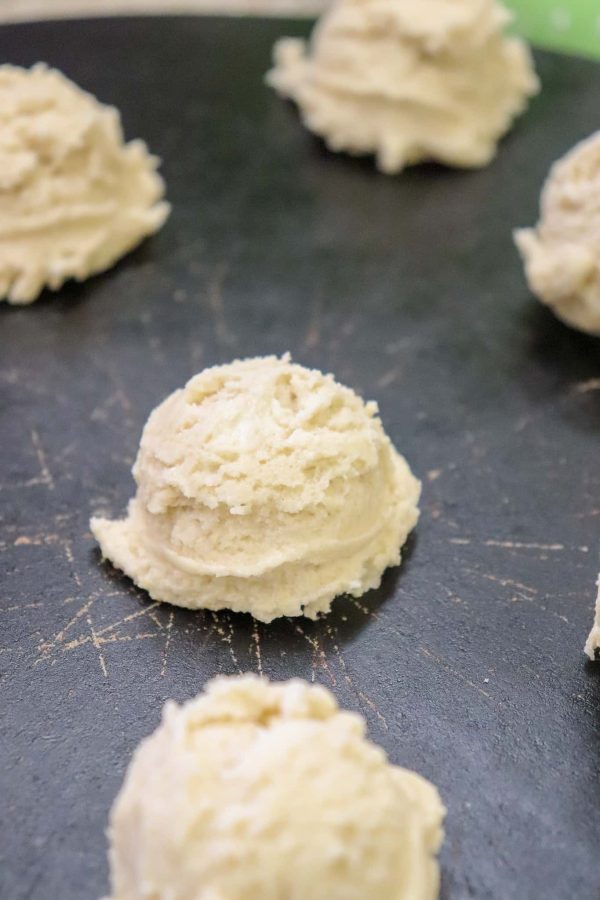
[0,15,599,900]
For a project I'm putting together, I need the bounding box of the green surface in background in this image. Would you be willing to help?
[506,0,600,58]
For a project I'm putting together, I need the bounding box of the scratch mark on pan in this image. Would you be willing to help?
[87,610,108,678]
[211,613,242,674]
[188,337,204,373]
[252,622,263,676]
[0,602,43,613]
[325,625,388,730]
[325,625,354,688]
[196,615,217,651]
[466,568,571,624]
[358,691,388,731]
[508,592,571,625]
[0,476,52,491]
[484,539,565,551]
[449,537,568,552]
[100,366,136,434]
[95,602,162,638]
[208,262,236,347]
[518,660,542,682]
[348,597,380,620]
[36,597,96,663]
[30,428,55,491]
[574,378,600,393]
[91,388,135,424]
[63,631,161,653]
[419,645,493,701]
[53,441,77,464]
[574,507,600,519]
[303,294,322,350]
[294,624,336,686]
[293,623,317,682]
[63,632,161,652]
[148,335,166,366]
[466,570,538,598]
[377,367,401,389]
[160,610,175,677]
[13,533,61,547]
[149,610,165,630]
[62,539,81,588]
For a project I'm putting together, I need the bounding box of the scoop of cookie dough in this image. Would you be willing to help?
[584,577,600,660]
[0,63,169,304]
[91,355,420,622]
[107,675,445,900]
[515,132,600,335]
[266,0,538,173]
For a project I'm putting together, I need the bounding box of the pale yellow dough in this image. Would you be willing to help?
[91,355,420,622]
[266,0,539,174]
[584,577,600,660]
[107,675,445,900]
[515,132,600,335]
[0,64,169,304]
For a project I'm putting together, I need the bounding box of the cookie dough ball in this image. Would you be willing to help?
[0,64,169,305]
[584,577,600,660]
[107,676,445,900]
[91,355,420,622]
[515,132,600,335]
[267,0,538,174]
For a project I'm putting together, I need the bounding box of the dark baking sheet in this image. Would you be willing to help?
[1,14,599,899]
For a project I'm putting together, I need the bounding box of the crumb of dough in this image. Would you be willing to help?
[0,63,169,305]
[515,132,600,335]
[266,0,539,174]
[107,675,445,900]
[584,577,600,660]
[91,354,421,622]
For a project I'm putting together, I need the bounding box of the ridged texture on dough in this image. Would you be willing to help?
[91,355,420,622]
[107,675,445,900]
[267,0,538,173]
[515,131,600,335]
[0,63,169,304]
